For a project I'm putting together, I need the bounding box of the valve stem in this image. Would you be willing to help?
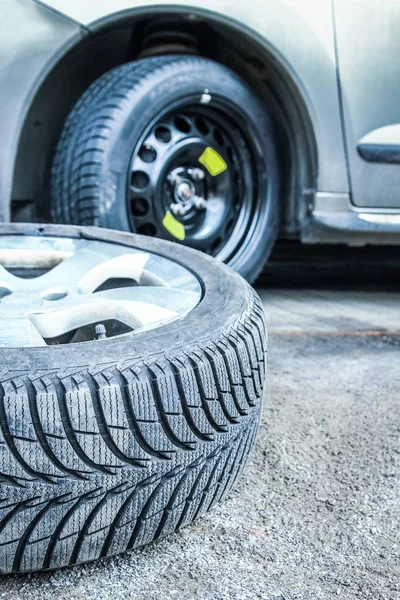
[95,323,107,340]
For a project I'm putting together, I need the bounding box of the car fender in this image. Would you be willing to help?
[0,0,348,221]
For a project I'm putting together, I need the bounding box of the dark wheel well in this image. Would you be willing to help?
[11,10,317,235]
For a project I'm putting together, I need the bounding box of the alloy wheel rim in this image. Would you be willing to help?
[0,235,202,347]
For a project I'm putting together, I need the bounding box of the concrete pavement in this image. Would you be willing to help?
[1,282,399,600]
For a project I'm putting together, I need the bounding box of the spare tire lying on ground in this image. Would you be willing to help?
[0,223,266,573]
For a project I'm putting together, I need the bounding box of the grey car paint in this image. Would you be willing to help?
[0,0,83,222]
[37,0,349,195]
[1,0,400,244]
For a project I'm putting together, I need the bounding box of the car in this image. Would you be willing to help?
[2,0,400,283]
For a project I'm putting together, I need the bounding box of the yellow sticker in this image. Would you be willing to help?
[162,211,185,240]
[198,147,227,176]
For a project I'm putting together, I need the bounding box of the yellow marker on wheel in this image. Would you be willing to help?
[162,211,186,240]
[198,147,227,176]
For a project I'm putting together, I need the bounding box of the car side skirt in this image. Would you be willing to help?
[302,193,400,244]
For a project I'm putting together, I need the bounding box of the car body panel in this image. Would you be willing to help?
[333,0,400,208]
[302,192,400,245]
[0,0,83,221]
[37,0,349,196]
[3,0,400,246]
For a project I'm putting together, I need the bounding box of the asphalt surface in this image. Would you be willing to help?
[0,247,399,599]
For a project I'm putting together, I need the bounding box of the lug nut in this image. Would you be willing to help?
[194,196,207,210]
[188,168,205,181]
[167,173,182,186]
[170,203,185,216]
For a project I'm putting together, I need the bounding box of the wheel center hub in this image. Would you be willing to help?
[174,179,195,206]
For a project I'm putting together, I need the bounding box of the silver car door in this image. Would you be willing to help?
[334,0,400,208]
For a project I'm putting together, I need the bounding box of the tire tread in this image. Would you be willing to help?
[0,288,266,572]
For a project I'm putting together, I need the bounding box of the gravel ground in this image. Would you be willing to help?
[0,285,399,599]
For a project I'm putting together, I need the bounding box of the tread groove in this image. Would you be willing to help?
[147,366,195,452]
[26,377,86,480]
[85,373,147,469]
[53,377,113,475]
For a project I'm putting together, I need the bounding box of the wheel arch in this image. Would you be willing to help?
[12,6,318,234]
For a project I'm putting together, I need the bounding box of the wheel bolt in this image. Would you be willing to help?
[188,168,205,181]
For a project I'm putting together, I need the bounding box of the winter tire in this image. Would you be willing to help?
[0,223,266,572]
[51,56,279,283]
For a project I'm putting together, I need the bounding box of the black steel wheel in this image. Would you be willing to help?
[51,56,280,283]
[128,103,260,261]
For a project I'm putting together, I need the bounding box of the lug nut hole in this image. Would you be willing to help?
[0,287,11,299]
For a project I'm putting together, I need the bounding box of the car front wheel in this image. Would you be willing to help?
[51,56,279,283]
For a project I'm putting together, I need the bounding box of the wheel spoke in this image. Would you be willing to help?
[0,317,45,347]
[34,243,150,294]
[0,264,21,290]
[29,286,199,339]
